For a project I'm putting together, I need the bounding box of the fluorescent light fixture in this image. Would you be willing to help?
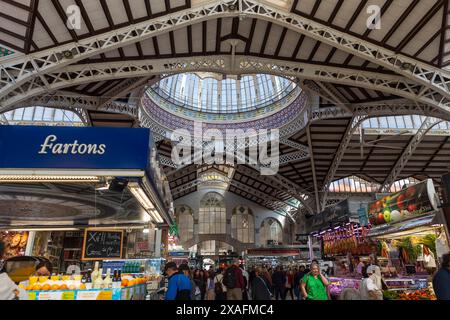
[95,180,110,190]
[0,175,100,183]
[128,183,164,224]
[143,228,150,234]
[8,227,80,232]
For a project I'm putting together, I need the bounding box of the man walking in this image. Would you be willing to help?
[223,259,244,300]
[164,262,192,300]
[272,266,287,300]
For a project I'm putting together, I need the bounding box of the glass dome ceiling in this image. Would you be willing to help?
[149,73,297,114]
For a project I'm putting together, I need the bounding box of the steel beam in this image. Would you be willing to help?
[320,116,368,209]
[379,117,442,192]
[1,0,449,113]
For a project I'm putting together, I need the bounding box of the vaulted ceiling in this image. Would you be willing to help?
[1,0,450,217]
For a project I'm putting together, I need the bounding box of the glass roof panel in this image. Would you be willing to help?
[3,107,84,126]
[150,73,297,114]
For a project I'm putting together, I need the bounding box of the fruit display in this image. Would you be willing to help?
[368,180,436,226]
[0,231,28,258]
[24,274,86,292]
[398,289,437,301]
[322,224,375,256]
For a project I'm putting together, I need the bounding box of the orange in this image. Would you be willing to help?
[26,284,34,291]
[41,284,51,291]
[128,279,135,287]
[121,279,129,287]
[59,284,68,290]
[32,284,42,291]
[51,284,60,291]
[79,284,86,290]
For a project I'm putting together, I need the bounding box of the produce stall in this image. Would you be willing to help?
[366,179,449,300]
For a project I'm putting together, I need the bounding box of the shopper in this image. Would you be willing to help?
[293,265,306,300]
[179,264,197,301]
[0,241,27,300]
[214,269,227,300]
[251,267,272,300]
[240,264,249,300]
[432,253,450,300]
[35,261,53,277]
[272,266,286,300]
[205,270,216,300]
[359,266,382,300]
[300,263,329,300]
[223,259,244,300]
[194,270,206,300]
[164,262,191,300]
[285,268,294,300]
[354,256,365,275]
[261,267,273,294]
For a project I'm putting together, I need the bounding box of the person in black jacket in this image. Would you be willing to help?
[271,266,287,300]
[293,265,306,300]
[252,267,272,300]
[433,253,450,300]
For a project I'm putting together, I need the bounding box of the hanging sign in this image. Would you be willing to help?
[367,179,439,226]
[0,126,151,170]
[82,229,124,261]
[358,208,369,226]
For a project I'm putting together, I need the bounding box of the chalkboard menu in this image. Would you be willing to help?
[82,229,124,261]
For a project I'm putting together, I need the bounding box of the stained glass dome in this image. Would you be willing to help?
[148,72,297,114]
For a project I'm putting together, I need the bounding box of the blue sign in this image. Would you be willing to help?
[358,208,369,226]
[0,126,151,170]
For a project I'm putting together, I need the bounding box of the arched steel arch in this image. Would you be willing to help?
[0,0,449,113]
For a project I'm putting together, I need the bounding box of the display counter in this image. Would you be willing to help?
[27,284,147,300]
[328,274,431,299]
[328,276,361,297]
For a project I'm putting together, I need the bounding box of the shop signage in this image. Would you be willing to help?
[0,126,150,170]
[294,234,309,245]
[168,251,190,257]
[82,229,124,261]
[367,179,439,227]
[308,200,351,233]
[247,248,300,257]
[358,208,369,226]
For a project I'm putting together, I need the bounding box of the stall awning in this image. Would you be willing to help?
[367,212,444,238]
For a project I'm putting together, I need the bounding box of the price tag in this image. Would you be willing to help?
[97,290,113,300]
[38,292,63,300]
[62,291,75,300]
[28,292,37,301]
[77,290,100,300]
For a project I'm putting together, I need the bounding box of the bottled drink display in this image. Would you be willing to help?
[85,269,92,290]
[91,262,99,284]
[93,268,103,289]
[103,268,112,289]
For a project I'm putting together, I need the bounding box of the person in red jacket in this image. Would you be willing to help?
[223,259,244,300]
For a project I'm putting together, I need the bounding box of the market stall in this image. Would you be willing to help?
[366,179,449,300]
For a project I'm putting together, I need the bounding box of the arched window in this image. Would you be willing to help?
[199,192,226,234]
[192,241,234,256]
[260,218,283,246]
[231,206,255,243]
[175,205,194,241]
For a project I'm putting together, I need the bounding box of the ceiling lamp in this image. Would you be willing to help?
[0,175,100,183]
[128,183,164,224]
